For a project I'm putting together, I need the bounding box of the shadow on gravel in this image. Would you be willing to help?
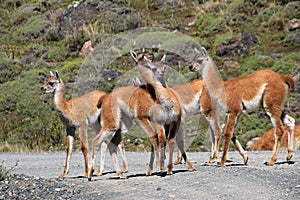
[107,169,190,180]
[79,169,191,181]
[67,170,117,180]
[264,160,296,165]
[200,159,247,167]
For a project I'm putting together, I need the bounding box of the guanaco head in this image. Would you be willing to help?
[130,50,167,86]
[41,71,62,93]
[130,50,166,76]
[189,47,210,72]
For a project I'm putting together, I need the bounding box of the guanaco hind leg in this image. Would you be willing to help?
[137,118,160,176]
[231,134,248,165]
[175,120,195,171]
[282,113,295,161]
[219,113,238,166]
[107,129,126,179]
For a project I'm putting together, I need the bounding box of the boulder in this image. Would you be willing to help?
[216,32,258,57]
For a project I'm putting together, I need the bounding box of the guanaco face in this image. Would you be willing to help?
[190,47,295,166]
[41,71,61,93]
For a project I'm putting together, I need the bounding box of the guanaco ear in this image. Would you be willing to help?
[201,47,208,57]
[161,55,166,63]
[50,71,54,76]
[143,55,152,63]
[130,50,138,63]
[55,71,61,83]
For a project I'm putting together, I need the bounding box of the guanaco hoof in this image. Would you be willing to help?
[264,161,275,166]
[286,154,293,161]
[244,156,249,165]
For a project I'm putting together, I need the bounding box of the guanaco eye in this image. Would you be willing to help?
[197,59,203,65]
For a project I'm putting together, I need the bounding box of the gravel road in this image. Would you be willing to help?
[1,150,300,199]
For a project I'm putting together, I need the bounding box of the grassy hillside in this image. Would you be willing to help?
[0,0,299,152]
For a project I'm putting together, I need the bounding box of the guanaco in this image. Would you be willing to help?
[41,71,127,178]
[87,52,195,180]
[190,47,295,166]
[131,50,195,175]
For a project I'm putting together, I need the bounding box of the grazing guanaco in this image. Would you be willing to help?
[41,71,127,178]
[190,47,295,166]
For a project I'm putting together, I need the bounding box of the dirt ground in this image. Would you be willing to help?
[1,150,300,199]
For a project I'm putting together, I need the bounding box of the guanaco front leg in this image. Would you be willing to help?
[78,126,89,177]
[137,118,160,176]
[61,126,75,178]
[156,124,166,172]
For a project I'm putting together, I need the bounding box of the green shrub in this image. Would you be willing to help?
[241,55,274,74]
[9,10,34,26]
[0,56,21,83]
[45,46,68,62]
[13,15,50,43]
[0,160,18,181]
[213,34,235,49]
[0,68,67,152]
[253,5,283,30]
[195,13,226,35]
[272,52,300,75]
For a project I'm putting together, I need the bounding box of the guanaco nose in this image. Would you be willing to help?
[189,64,195,71]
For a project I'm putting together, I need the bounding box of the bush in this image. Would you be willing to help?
[0,160,18,181]
[13,15,50,43]
[253,5,283,30]
[241,55,274,74]
[195,13,227,35]
[0,56,21,83]
[213,34,235,49]
[272,52,300,75]
[45,45,68,62]
[0,69,66,152]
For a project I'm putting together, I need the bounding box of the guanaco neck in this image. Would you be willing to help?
[201,57,227,111]
[137,63,166,96]
[137,64,163,87]
[53,81,73,120]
